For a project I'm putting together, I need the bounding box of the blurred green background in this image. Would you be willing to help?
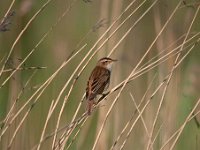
[0,0,200,150]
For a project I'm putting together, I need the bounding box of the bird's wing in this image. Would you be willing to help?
[86,66,110,100]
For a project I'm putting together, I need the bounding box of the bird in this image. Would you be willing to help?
[86,57,117,115]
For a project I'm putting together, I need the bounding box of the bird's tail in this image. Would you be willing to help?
[87,100,93,115]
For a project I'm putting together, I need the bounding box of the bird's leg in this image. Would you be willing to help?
[101,93,108,100]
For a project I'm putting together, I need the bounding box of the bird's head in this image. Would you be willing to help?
[97,57,117,71]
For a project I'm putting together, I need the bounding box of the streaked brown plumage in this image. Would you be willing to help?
[86,57,117,115]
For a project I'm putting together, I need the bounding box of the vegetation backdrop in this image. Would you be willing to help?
[0,0,200,150]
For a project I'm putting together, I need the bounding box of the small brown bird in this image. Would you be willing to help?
[86,57,117,115]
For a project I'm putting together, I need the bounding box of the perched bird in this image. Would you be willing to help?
[86,57,117,115]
